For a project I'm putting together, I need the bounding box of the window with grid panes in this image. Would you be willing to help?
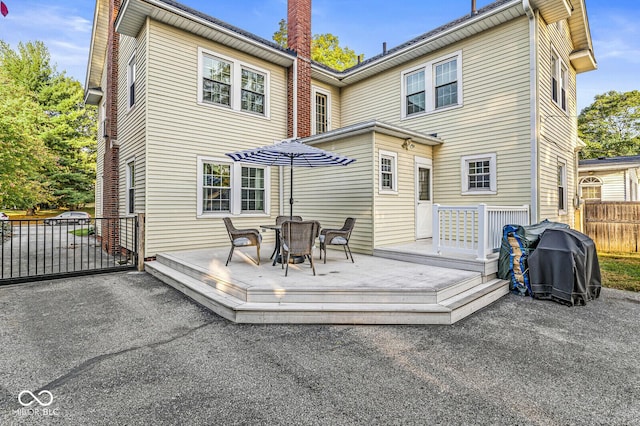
[315,92,328,134]
[435,58,457,108]
[241,166,265,212]
[202,162,231,212]
[241,68,265,114]
[202,55,231,107]
[405,70,426,116]
[468,160,491,190]
[381,156,394,190]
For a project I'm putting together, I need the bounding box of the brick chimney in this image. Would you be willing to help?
[102,0,121,254]
[287,0,312,138]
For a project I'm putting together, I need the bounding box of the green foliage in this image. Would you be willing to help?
[0,40,96,209]
[578,90,640,159]
[272,19,361,71]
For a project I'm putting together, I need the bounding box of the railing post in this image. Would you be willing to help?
[477,203,489,261]
[432,204,441,255]
[137,213,145,271]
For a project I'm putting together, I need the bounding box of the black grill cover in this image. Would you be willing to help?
[528,228,602,306]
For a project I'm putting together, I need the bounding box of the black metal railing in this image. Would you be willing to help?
[0,217,138,285]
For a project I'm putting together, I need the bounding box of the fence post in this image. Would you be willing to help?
[137,213,145,271]
[477,203,489,261]
[432,204,440,255]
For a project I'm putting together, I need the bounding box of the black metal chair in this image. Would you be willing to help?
[223,217,261,266]
[319,217,355,264]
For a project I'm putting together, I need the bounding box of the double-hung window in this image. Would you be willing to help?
[557,160,567,213]
[402,51,462,118]
[551,50,568,112]
[312,86,331,135]
[126,159,135,214]
[127,52,136,109]
[198,157,270,216]
[461,153,497,195]
[199,48,269,117]
[202,55,232,107]
[379,150,398,194]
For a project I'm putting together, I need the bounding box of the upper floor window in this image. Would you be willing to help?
[127,53,136,109]
[557,159,567,213]
[312,86,331,135]
[198,48,270,118]
[461,153,497,195]
[580,176,602,201]
[197,156,270,217]
[379,150,398,194]
[401,51,462,118]
[551,51,568,112]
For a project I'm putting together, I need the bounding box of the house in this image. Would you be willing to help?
[84,0,596,261]
[578,155,640,202]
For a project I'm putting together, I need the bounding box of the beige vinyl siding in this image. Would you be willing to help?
[144,20,288,256]
[116,28,148,251]
[95,67,107,222]
[287,134,374,254]
[311,78,341,131]
[341,17,532,208]
[374,134,432,247]
[536,16,578,226]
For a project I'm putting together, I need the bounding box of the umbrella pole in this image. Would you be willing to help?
[289,156,294,219]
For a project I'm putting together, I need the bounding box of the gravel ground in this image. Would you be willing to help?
[1,271,638,425]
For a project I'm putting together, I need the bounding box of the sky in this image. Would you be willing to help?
[0,0,637,112]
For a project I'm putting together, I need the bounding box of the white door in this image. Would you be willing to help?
[415,157,433,239]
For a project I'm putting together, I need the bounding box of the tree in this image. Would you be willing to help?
[273,19,361,71]
[578,90,640,159]
[0,40,96,210]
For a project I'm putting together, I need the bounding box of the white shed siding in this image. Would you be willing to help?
[374,134,433,247]
[536,15,579,226]
[288,134,374,254]
[144,20,288,256]
[341,18,532,208]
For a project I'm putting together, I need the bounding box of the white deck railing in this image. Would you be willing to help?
[432,204,530,260]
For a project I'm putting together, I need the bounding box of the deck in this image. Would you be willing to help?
[145,242,508,325]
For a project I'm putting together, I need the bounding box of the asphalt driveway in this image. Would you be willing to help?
[1,271,638,425]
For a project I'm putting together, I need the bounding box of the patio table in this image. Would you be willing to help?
[260,224,281,266]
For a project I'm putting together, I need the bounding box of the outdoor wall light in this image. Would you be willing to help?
[402,139,415,150]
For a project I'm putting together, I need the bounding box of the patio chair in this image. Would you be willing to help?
[275,215,303,226]
[223,217,262,266]
[280,220,320,276]
[319,217,355,264]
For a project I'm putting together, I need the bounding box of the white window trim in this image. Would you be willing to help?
[461,153,497,195]
[127,52,136,111]
[100,100,106,138]
[196,155,271,218]
[579,176,602,200]
[311,86,332,135]
[197,47,271,119]
[558,158,568,214]
[125,157,135,216]
[379,150,398,195]
[551,48,568,114]
[401,50,463,120]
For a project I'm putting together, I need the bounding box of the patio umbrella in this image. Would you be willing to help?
[226,139,356,218]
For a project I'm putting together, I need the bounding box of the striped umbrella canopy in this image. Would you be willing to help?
[226,139,356,217]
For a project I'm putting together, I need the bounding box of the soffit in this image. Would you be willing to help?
[84,0,109,97]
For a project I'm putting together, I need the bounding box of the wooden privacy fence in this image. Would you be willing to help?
[583,201,640,253]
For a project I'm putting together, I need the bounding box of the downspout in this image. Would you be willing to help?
[523,0,539,223]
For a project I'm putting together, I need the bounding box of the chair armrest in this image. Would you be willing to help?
[324,229,349,243]
[230,229,261,243]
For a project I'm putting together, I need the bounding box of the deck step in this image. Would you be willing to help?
[145,257,509,325]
